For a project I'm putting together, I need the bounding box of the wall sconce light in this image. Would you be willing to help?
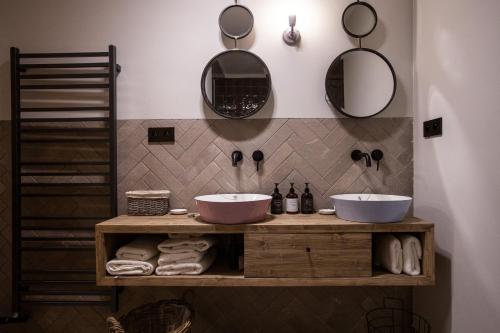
[283,15,301,46]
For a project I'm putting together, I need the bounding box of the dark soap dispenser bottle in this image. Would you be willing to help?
[271,183,283,214]
[286,183,299,214]
[301,183,314,214]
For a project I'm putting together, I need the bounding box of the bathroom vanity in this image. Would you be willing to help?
[95,214,435,287]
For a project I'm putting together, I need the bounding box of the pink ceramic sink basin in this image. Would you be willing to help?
[195,194,272,225]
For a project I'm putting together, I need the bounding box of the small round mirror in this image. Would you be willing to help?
[342,2,378,38]
[219,5,254,39]
[201,50,271,119]
[325,48,396,118]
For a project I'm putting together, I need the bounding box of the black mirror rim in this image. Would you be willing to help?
[219,4,254,40]
[342,1,378,39]
[201,49,272,119]
[325,48,397,119]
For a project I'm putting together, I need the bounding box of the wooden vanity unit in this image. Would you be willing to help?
[95,214,435,287]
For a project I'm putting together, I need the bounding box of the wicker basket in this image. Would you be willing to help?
[126,190,170,216]
[107,300,193,333]
[366,298,431,333]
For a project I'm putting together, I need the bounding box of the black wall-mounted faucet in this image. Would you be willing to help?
[231,151,243,167]
[351,150,372,167]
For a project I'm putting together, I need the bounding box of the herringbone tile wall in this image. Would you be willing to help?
[0,118,414,333]
[117,118,412,213]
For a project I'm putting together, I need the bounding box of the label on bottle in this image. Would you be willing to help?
[286,198,299,213]
[303,199,314,213]
[271,199,283,214]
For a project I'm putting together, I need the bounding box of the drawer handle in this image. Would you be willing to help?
[306,247,311,253]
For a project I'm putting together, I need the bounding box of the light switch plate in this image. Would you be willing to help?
[423,118,442,138]
[148,127,175,143]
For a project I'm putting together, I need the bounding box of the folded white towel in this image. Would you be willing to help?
[116,236,162,261]
[168,233,204,239]
[155,249,217,276]
[375,234,403,274]
[397,234,422,276]
[106,256,158,276]
[158,236,216,254]
[158,250,206,266]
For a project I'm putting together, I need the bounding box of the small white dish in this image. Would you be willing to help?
[318,209,336,215]
[170,209,188,215]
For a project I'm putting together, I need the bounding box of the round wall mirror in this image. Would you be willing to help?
[325,48,396,118]
[219,5,254,39]
[201,50,271,119]
[342,1,378,38]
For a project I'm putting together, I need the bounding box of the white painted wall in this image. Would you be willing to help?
[413,0,500,332]
[0,0,413,120]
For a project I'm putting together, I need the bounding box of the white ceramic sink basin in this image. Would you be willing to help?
[331,194,412,223]
[195,194,272,225]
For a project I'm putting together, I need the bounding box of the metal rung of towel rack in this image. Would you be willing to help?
[3,45,121,324]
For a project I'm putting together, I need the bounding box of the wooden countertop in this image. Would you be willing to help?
[96,214,433,234]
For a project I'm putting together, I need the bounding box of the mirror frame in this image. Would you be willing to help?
[219,4,254,40]
[201,49,272,119]
[342,1,378,38]
[325,48,397,119]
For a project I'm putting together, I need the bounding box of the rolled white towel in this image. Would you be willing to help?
[155,249,217,276]
[158,250,206,266]
[168,233,205,239]
[106,256,158,276]
[397,234,422,276]
[158,236,216,254]
[375,234,403,274]
[116,236,162,261]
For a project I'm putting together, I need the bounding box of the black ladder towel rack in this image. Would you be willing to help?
[5,46,121,322]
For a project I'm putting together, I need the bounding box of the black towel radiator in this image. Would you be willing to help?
[4,46,121,323]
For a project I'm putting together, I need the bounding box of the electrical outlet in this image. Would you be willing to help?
[423,118,442,138]
[148,127,175,143]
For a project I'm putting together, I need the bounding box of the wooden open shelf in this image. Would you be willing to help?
[95,214,435,287]
[98,270,433,288]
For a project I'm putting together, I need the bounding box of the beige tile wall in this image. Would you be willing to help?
[0,118,413,333]
[118,118,413,213]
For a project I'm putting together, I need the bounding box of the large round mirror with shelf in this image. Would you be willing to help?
[201,50,271,119]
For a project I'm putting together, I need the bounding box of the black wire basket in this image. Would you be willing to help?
[366,298,431,333]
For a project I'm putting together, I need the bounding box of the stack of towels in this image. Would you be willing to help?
[106,236,162,276]
[105,235,216,276]
[375,234,422,276]
[156,234,216,276]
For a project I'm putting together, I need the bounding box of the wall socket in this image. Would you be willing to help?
[148,127,175,143]
[423,117,442,138]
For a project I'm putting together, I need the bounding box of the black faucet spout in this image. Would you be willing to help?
[231,151,243,167]
[351,149,372,167]
[363,153,372,167]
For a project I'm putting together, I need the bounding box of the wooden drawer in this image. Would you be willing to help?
[244,233,372,278]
